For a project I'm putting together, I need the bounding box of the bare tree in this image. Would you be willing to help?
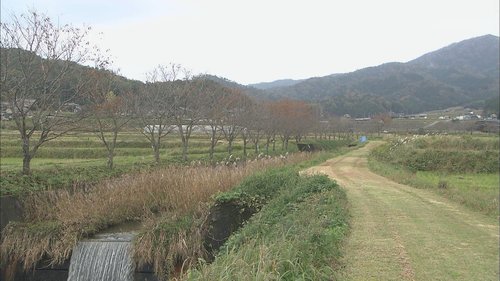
[86,68,132,169]
[1,11,101,175]
[238,98,256,158]
[202,81,228,161]
[172,75,209,162]
[262,101,278,155]
[273,99,297,151]
[248,103,266,154]
[291,101,316,144]
[134,65,178,164]
[220,88,249,155]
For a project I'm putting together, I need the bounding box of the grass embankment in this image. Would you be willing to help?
[186,172,349,280]
[369,135,499,217]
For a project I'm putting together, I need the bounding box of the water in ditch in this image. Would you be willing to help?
[67,233,135,281]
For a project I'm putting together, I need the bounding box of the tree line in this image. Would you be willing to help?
[2,11,329,175]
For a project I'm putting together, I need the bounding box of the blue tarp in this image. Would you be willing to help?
[360,136,367,143]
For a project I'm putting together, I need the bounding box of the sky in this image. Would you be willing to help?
[1,0,499,85]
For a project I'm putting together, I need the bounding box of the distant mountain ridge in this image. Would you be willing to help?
[409,34,499,75]
[249,79,305,90]
[255,34,499,116]
[3,34,497,117]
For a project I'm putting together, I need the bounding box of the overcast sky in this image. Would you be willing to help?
[1,0,499,85]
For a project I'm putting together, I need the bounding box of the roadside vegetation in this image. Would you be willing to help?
[133,140,353,279]
[369,135,499,217]
[1,140,355,279]
[186,172,349,280]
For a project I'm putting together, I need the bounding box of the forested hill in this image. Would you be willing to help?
[249,79,305,90]
[259,35,499,116]
[0,49,254,105]
[200,74,266,97]
[0,48,145,102]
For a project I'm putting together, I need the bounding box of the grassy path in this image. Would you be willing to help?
[304,142,499,281]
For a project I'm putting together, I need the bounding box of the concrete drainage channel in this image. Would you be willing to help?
[0,196,156,281]
[5,233,158,281]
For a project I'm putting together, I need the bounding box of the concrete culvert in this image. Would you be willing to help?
[202,200,257,261]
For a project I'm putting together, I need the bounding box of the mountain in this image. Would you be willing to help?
[409,34,499,75]
[249,79,305,90]
[0,48,145,104]
[0,49,260,105]
[201,74,266,97]
[259,35,499,116]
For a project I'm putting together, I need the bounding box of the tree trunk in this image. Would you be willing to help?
[22,138,31,175]
[227,140,233,155]
[153,144,160,165]
[209,143,215,160]
[22,154,32,175]
[182,141,188,162]
[209,130,216,161]
[243,138,247,158]
[179,125,190,162]
[107,130,118,169]
[107,150,114,170]
[265,138,270,155]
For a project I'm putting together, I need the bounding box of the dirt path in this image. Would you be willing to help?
[304,142,499,281]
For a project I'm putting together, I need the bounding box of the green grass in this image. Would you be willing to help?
[368,158,499,217]
[187,173,349,280]
[368,135,499,217]
[0,164,146,196]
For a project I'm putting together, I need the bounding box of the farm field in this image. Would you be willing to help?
[0,129,293,169]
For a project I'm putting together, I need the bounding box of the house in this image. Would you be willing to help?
[62,103,82,113]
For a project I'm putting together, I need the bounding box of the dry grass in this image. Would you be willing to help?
[133,210,209,280]
[1,153,312,271]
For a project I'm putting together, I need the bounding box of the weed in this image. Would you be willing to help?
[186,174,349,280]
